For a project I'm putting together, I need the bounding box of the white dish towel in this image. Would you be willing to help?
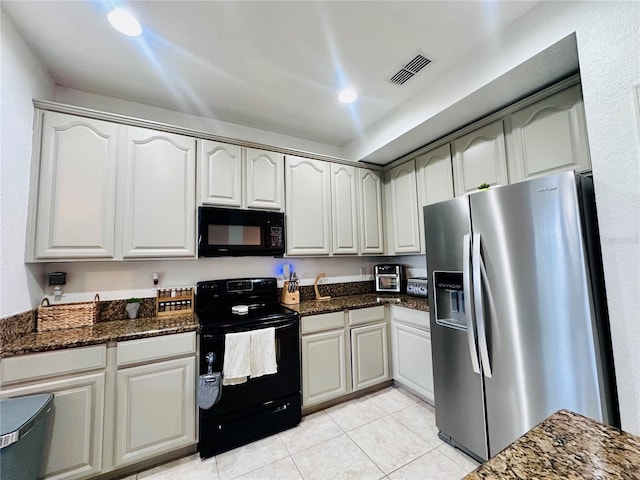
[222,331,252,385]
[222,327,278,385]
[250,327,277,379]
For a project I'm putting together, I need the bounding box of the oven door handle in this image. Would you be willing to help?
[201,318,298,339]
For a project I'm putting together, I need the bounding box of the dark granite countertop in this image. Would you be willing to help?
[285,293,428,316]
[0,314,198,358]
[464,409,640,479]
[0,290,426,358]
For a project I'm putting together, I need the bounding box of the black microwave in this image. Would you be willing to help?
[198,206,285,257]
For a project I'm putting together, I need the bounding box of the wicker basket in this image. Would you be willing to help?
[37,294,100,332]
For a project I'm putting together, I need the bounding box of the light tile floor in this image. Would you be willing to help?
[129,386,480,480]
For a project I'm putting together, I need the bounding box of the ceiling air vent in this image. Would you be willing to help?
[390,54,431,85]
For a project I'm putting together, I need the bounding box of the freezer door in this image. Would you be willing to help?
[469,171,607,457]
[424,197,488,461]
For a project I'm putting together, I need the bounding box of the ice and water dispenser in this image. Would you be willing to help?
[433,271,467,330]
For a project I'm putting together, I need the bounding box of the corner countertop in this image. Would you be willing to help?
[0,314,198,358]
[464,409,640,479]
[284,293,428,316]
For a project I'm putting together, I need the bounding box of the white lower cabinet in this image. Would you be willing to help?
[0,346,107,480]
[301,306,389,408]
[301,311,348,407]
[114,357,196,467]
[390,306,434,404]
[113,332,196,468]
[301,329,349,406]
[0,333,197,479]
[351,322,389,391]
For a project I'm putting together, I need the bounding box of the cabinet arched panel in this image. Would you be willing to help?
[358,169,384,254]
[199,141,242,207]
[505,84,591,182]
[285,156,331,255]
[452,120,508,195]
[120,127,196,258]
[331,164,358,254]
[245,148,284,211]
[35,112,118,259]
[386,160,421,253]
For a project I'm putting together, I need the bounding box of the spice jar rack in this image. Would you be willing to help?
[156,287,194,317]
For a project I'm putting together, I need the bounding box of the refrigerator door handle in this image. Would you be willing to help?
[472,233,493,378]
[463,233,481,375]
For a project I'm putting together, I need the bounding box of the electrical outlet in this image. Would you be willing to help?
[360,266,367,276]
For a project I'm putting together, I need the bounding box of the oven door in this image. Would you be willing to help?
[199,316,300,418]
[376,274,401,292]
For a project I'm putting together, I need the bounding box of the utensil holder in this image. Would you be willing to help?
[281,282,300,305]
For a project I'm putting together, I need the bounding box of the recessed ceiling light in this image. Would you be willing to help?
[338,87,358,104]
[107,8,143,37]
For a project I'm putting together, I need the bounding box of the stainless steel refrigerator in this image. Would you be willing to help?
[424,171,619,462]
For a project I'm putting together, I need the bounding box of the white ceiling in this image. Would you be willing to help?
[2,1,579,165]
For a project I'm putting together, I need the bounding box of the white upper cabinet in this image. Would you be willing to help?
[245,148,284,211]
[416,144,454,253]
[198,140,242,207]
[33,111,118,260]
[416,144,454,207]
[330,163,359,254]
[285,156,331,255]
[358,168,384,255]
[452,119,508,196]
[119,126,196,258]
[385,159,422,254]
[505,84,591,183]
[198,142,284,211]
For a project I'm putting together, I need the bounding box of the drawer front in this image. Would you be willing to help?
[117,332,196,367]
[301,311,345,334]
[391,305,430,331]
[0,344,107,386]
[349,305,385,326]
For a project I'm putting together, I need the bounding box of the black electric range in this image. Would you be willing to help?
[196,278,301,458]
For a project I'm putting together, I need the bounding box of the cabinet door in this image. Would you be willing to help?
[198,140,242,207]
[301,329,348,406]
[34,111,118,259]
[416,144,454,207]
[114,356,196,467]
[452,120,508,196]
[330,164,358,254]
[386,160,421,254]
[416,144,454,254]
[245,148,284,211]
[120,127,196,258]
[351,322,389,391]
[1,372,106,480]
[505,84,591,183]
[285,156,331,255]
[391,321,434,403]
[358,169,384,255]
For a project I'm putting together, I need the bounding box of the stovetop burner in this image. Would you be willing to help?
[196,278,298,331]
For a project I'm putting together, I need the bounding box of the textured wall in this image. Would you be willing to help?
[571,1,640,436]
[0,12,55,317]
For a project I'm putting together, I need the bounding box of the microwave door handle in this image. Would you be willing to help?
[463,233,481,375]
[472,233,492,378]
